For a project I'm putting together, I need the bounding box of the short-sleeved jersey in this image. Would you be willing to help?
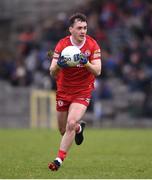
[52,35,101,94]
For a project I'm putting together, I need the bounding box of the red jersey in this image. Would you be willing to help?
[52,35,101,94]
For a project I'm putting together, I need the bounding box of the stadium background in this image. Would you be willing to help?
[0,0,151,128]
[0,0,152,178]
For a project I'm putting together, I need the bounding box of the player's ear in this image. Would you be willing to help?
[69,26,72,33]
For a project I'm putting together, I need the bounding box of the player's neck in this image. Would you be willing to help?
[70,36,86,49]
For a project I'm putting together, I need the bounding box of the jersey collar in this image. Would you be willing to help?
[70,35,86,49]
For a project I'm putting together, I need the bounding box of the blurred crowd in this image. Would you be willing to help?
[0,0,152,118]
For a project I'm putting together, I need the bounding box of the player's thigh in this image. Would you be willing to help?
[57,111,68,135]
[67,103,87,124]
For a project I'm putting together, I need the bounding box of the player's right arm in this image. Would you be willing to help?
[50,38,69,78]
[49,51,69,77]
[49,58,60,78]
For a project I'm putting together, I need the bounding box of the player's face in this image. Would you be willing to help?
[69,20,87,43]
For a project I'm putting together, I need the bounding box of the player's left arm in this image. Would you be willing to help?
[80,41,102,76]
[84,59,101,76]
[80,46,102,76]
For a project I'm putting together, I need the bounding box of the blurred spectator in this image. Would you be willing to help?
[16,26,37,57]
[99,0,119,29]
[10,58,31,86]
[0,51,15,81]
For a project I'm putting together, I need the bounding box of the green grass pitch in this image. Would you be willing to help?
[0,128,152,179]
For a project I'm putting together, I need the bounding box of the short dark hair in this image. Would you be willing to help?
[69,12,87,27]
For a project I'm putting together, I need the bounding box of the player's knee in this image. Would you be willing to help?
[66,119,76,131]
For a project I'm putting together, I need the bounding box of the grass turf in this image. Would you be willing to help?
[0,128,152,179]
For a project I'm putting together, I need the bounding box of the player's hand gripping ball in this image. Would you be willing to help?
[59,46,81,67]
[57,55,69,68]
[79,53,88,65]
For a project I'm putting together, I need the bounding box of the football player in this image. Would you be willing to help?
[48,12,102,171]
